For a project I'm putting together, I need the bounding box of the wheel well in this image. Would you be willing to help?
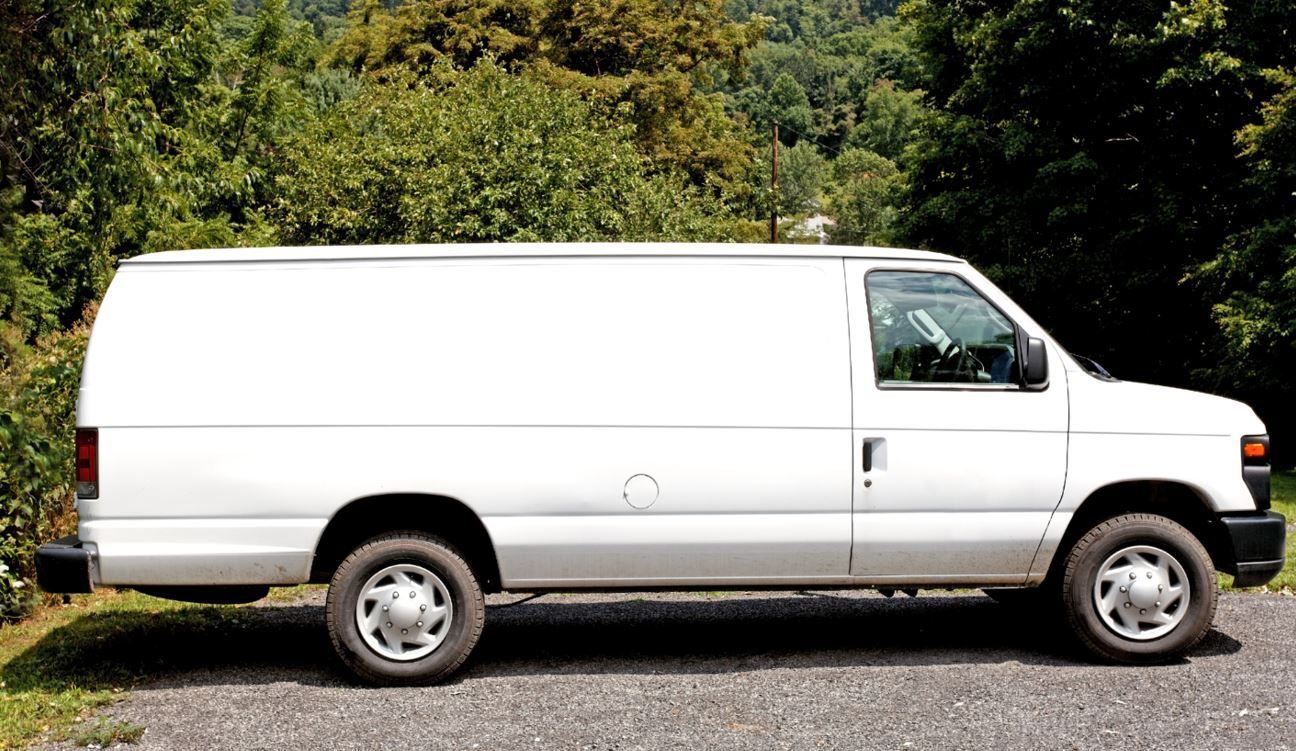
[310,494,502,592]
[1047,481,1232,581]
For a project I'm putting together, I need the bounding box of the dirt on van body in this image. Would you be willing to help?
[37,590,1296,750]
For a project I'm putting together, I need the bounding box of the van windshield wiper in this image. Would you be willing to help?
[1072,353,1117,381]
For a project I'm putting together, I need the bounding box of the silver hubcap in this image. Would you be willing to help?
[1093,545,1190,641]
[355,564,453,661]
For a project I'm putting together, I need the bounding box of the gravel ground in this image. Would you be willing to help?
[46,590,1296,751]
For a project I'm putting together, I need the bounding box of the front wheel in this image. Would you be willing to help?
[326,532,485,685]
[1061,513,1217,663]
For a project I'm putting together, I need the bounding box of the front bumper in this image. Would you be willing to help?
[35,535,97,593]
[1219,511,1287,587]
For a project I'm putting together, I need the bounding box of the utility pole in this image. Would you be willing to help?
[770,121,779,244]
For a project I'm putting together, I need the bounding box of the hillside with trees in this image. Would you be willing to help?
[720,0,920,242]
[1,0,1293,617]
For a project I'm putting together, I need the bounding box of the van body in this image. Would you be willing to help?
[37,244,1285,684]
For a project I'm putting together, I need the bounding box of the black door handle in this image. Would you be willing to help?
[862,441,873,473]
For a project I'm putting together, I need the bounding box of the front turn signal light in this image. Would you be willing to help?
[1242,436,1269,465]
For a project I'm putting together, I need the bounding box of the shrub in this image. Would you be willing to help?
[272,60,735,244]
[0,309,91,620]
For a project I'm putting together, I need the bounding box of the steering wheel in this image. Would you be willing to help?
[937,337,969,379]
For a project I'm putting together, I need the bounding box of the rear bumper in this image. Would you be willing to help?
[35,535,97,594]
[1219,511,1287,587]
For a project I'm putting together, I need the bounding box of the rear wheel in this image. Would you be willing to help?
[326,532,484,685]
[1061,513,1216,663]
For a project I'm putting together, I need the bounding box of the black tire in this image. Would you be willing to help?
[326,532,485,685]
[1061,513,1217,664]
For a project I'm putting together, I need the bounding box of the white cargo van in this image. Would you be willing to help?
[37,243,1284,684]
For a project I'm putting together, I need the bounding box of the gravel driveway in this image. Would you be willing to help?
[47,590,1296,750]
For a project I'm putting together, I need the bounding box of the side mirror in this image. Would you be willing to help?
[1023,337,1048,388]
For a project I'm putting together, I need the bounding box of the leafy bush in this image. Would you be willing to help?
[273,60,735,244]
[0,311,91,620]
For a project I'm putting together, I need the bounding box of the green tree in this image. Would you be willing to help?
[234,0,353,39]
[753,141,827,217]
[1196,67,1296,448]
[0,0,233,339]
[543,0,760,80]
[845,79,921,161]
[221,0,317,162]
[728,11,925,152]
[735,72,814,143]
[766,74,816,142]
[325,0,766,189]
[325,0,545,73]
[828,147,901,245]
[0,0,324,342]
[897,0,1279,390]
[779,141,829,215]
[272,61,734,245]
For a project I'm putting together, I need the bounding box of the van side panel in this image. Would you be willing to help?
[78,258,854,587]
[78,259,847,429]
[84,426,851,585]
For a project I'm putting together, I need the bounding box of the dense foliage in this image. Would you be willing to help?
[0,0,324,344]
[717,1,924,240]
[1194,66,1296,445]
[274,62,732,243]
[1,0,1294,617]
[326,0,766,188]
[235,0,352,37]
[898,0,1296,447]
[0,318,89,618]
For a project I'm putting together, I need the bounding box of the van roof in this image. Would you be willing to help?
[123,242,962,265]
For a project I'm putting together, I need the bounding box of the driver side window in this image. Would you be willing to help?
[866,271,1019,386]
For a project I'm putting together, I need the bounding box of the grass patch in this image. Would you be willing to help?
[0,587,324,750]
[263,584,325,604]
[0,590,188,749]
[1271,470,1296,523]
[72,717,146,747]
[1260,470,1295,591]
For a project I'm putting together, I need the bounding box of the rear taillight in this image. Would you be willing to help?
[76,428,98,499]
